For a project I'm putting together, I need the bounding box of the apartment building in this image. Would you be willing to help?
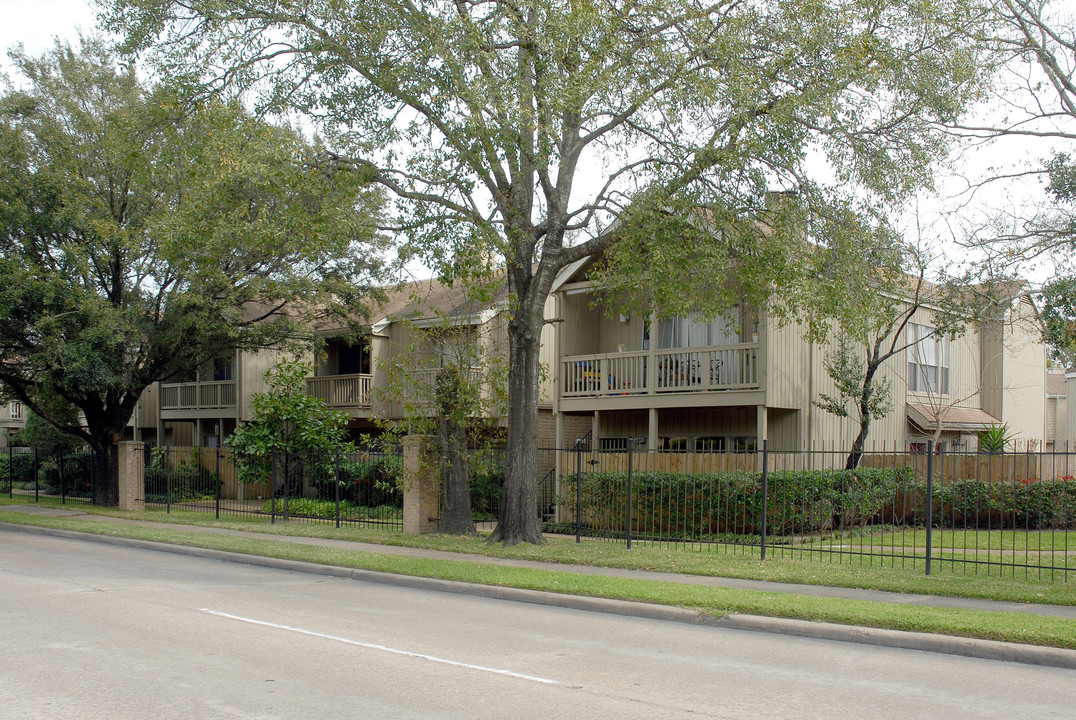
[0,399,25,447]
[150,277,557,446]
[550,256,1047,454]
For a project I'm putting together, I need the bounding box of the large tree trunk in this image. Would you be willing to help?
[90,434,121,506]
[489,312,544,545]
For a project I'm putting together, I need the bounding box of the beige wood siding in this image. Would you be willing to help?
[762,313,812,410]
[238,347,300,422]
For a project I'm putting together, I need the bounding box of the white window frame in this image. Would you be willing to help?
[907,323,949,395]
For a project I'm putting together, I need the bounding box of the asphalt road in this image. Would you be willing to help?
[1,528,1073,719]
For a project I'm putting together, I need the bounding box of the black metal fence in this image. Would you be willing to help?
[2,447,102,505]
[552,441,1075,582]
[143,446,403,530]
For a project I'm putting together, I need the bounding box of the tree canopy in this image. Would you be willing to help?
[951,1,1076,278]
[108,0,991,541]
[229,358,355,489]
[0,38,387,502]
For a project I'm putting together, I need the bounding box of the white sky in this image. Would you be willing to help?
[0,0,101,69]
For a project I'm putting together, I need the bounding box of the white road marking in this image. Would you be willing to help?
[200,609,558,685]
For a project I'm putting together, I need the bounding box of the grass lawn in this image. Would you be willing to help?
[2,499,1075,650]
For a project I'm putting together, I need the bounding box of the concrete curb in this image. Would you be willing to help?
[5,522,1076,670]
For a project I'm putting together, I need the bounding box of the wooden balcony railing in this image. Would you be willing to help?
[560,344,760,399]
[160,380,238,410]
[305,374,373,409]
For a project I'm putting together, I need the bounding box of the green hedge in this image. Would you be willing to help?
[0,452,37,489]
[932,476,1076,529]
[258,497,402,521]
[144,464,219,503]
[558,467,918,537]
[559,468,1076,536]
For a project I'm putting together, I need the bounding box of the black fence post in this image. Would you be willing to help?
[760,440,769,561]
[575,438,583,543]
[626,441,634,550]
[33,448,39,503]
[925,439,934,576]
[215,447,222,520]
[334,448,341,529]
[282,451,290,522]
[165,450,172,514]
[270,450,277,525]
[7,447,12,499]
[58,450,67,504]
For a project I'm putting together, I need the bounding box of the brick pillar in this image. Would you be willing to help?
[117,441,145,512]
[402,435,440,534]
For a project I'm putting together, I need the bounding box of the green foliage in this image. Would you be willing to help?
[11,411,85,453]
[329,455,403,508]
[977,423,1015,454]
[560,467,1076,537]
[144,448,219,503]
[0,38,386,503]
[229,359,355,486]
[0,451,36,490]
[470,454,505,519]
[931,476,1076,530]
[559,467,917,538]
[258,497,402,522]
[1037,277,1076,367]
[816,335,893,422]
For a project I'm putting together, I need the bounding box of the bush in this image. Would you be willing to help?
[469,454,504,519]
[258,496,402,521]
[0,451,37,490]
[558,466,917,538]
[926,475,1076,530]
[332,454,403,508]
[37,453,97,497]
[144,449,219,503]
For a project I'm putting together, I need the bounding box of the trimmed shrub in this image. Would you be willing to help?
[258,497,402,521]
[557,466,916,538]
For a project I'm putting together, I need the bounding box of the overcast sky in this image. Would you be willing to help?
[0,0,101,68]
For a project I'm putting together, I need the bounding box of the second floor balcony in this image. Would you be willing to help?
[560,343,760,400]
[305,373,373,409]
[160,380,238,411]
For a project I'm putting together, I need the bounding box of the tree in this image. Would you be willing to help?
[12,410,85,454]
[376,295,509,536]
[816,335,894,469]
[949,1,1076,277]
[1038,275,1076,368]
[229,358,354,496]
[110,0,989,542]
[815,265,971,468]
[0,38,386,504]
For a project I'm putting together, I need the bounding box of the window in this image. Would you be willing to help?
[337,341,370,375]
[657,310,739,349]
[599,437,631,451]
[661,437,690,452]
[212,355,235,381]
[907,323,949,394]
[694,436,725,452]
[731,436,757,453]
